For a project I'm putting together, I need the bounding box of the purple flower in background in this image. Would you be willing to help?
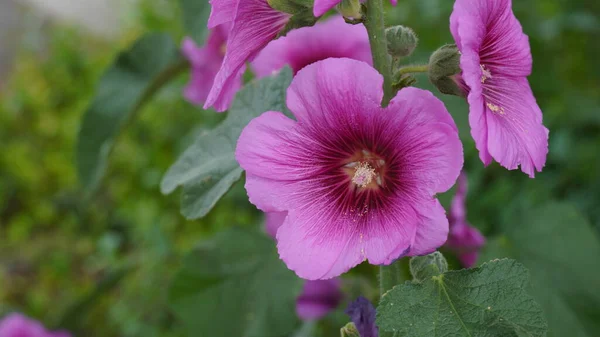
[0,313,70,337]
[253,16,371,76]
[444,173,485,268]
[237,58,463,280]
[265,212,343,320]
[182,24,243,111]
[204,0,290,112]
[450,0,548,177]
[345,297,378,337]
[313,0,396,17]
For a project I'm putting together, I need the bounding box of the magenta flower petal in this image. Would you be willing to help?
[446,222,486,268]
[444,173,485,268]
[253,16,371,77]
[0,313,71,337]
[208,0,237,28]
[265,211,287,237]
[286,58,383,127]
[181,24,243,110]
[408,199,449,256]
[450,0,548,177]
[264,213,343,320]
[236,58,463,279]
[204,0,290,112]
[296,279,343,320]
[313,0,346,17]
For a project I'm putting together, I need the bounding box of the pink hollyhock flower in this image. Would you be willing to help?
[265,212,343,320]
[204,0,291,112]
[450,0,548,177]
[236,58,463,280]
[0,313,70,337]
[444,173,485,268]
[253,16,371,77]
[313,0,397,18]
[297,278,343,320]
[182,24,243,111]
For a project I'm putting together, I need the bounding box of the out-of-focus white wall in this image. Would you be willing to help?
[18,0,135,37]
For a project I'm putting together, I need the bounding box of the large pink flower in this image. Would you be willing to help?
[236,58,463,280]
[204,0,291,112]
[253,16,371,77]
[450,0,548,177]
[182,24,242,111]
[444,173,485,268]
[313,0,397,18]
[266,212,343,320]
[0,313,70,337]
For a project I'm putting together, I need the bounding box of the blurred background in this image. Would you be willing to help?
[0,0,598,336]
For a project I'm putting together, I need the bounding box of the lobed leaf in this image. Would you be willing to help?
[169,227,303,337]
[377,259,548,337]
[481,202,600,337]
[161,68,293,219]
[76,33,184,194]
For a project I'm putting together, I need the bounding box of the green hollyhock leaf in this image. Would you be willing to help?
[376,259,547,337]
[481,202,600,337]
[161,68,292,219]
[169,227,302,337]
[178,0,211,43]
[76,33,184,194]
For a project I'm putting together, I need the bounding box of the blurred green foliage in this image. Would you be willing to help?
[0,0,598,336]
[0,1,260,336]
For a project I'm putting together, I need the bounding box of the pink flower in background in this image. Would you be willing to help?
[450,0,548,177]
[182,24,242,111]
[313,0,397,18]
[444,173,485,268]
[237,58,463,280]
[296,278,343,320]
[204,0,290,112]
[265,212,343,320]
[0,313,70,337]
[253,16,371,77]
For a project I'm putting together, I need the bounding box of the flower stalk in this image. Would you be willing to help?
[364,0,394,106]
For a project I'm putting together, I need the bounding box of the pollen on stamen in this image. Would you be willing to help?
[480,64,492,83]
[486,102,505,115]
[352,162,376,188]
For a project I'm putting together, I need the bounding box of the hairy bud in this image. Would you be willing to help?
[409,251,448,282]
[428,44,465,97]
[385,25,418,59]
[340,322,361,337]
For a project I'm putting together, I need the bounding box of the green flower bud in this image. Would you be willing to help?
[409,251,448,282]
[428,44,465,97]
[340,322,361,337]
[337,0,362,19]
[385,25,418,59]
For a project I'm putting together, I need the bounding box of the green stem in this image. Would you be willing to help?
[364,0,394,106]
[397,64,429,75]
[379,262,405,337]
[379,262,403,297]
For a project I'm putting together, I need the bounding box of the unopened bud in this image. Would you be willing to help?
[428,44,465,97]
[385,25,418,59]
[409,251,448,282]
[340,322,361,337]
[337,0,362,19]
